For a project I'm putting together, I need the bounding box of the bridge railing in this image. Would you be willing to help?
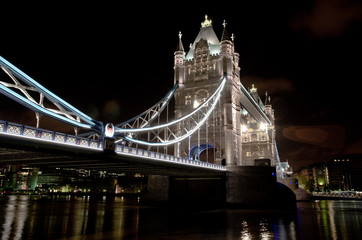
[312,191,362,199]
[115,144,226,171]
[0,120,103,150]
[0,120,226,171]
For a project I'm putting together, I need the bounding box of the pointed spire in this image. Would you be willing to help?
[176,31,184,52]
[265,92,272,105]
[265,91,268,105]
[250,84,257,93]
[221,20,231,41]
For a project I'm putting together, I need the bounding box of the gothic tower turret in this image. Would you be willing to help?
[173,16,275,167]
[174,31,185,87]
[173,16,242,166]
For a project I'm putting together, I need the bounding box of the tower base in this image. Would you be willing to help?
[226,166,296,209]
[143,166,296,209]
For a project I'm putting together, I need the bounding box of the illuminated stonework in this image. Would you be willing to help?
[201,15,212,28]
[173,17,276,167]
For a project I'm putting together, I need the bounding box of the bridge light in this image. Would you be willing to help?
[105,123,114,138]
[193,100,200,108]
[260,123,267,131]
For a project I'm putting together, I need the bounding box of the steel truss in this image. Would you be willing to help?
[0,56,103,133]
[114,76,226,146]
[116,83,178,129]
[0,55,282,170]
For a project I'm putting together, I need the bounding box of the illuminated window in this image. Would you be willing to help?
[194,89,209,108]
[246,152,251,157]
[185,95,191,105]
[251,134,257,141]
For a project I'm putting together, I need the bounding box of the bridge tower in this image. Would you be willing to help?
[173,16,276,167]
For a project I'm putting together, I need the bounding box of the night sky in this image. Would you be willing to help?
[0,1,361,170]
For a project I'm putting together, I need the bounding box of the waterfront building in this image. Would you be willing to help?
[328,155,362,191]
[294,155,362,192]
[294,162,328,192]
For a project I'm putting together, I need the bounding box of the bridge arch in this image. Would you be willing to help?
[189,144,216,163]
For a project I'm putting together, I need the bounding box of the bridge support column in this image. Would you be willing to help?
[223,101,234,166]
[226,166,296,209]
[143,175,225,206]
[29,168,39,191]
[4,165,18,190]
[145,175,169,202]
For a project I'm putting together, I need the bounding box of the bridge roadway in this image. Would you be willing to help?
[0,120,225,176]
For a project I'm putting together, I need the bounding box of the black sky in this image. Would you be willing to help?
[0,1,361,170]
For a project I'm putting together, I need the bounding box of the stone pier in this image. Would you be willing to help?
[144,166,296,209]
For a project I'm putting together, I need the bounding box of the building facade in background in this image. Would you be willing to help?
[294,154,362,192]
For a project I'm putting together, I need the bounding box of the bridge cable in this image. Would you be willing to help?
[115,76,226,146]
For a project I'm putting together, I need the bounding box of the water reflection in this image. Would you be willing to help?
[0,196,361,239]
[1,195,28,240]
[297,200,362,240]
[228,210,298,240]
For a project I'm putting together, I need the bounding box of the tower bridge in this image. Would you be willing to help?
[0,16,295,208]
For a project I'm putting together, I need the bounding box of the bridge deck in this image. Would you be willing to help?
[0,121,225,176]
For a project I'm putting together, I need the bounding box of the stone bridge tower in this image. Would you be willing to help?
[173,16,276,167]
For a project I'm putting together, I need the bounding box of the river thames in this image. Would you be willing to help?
[0,195,361,239]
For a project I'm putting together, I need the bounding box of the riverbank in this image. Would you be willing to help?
[0,190,142,197]
[311,191,362,200]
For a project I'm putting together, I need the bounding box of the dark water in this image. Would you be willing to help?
[0,195,361,240]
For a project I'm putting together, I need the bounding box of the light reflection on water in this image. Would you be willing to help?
[0,195,361,239]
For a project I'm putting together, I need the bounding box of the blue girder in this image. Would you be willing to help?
[0,56,103,133]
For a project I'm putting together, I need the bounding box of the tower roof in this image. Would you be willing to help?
[185,15,220,60]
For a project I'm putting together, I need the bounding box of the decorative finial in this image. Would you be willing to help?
[178,31,182,39]
[223,20,227,28]
[250,84,257,93]
[231,33,235,42]
[201,15,212,28]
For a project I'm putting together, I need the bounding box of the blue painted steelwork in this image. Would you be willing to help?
[189,144,215,160]
[0,56,103,132]
[116,82,178,128]
[0,120,226,171]
[115,143,225,171]
[115,76,226,146]
[239,83,271,125]
[0,84,94,130]
[0,120,103,150]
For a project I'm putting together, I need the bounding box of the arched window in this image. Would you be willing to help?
[251,134,257,141]
[193,89,209,108]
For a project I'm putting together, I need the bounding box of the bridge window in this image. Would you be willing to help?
[251,134,257,141]
[250,122,258,130]
[195,89,209,106]
[185,95,191,105]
